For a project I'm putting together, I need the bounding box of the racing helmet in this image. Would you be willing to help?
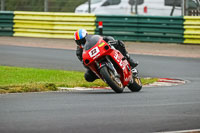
[74,29,88,46]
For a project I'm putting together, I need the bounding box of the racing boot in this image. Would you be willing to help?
[125,54,139,76]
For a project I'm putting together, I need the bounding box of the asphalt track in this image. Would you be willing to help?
[0,45,200,133]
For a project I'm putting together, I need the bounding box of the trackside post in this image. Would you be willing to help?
[98,21,103,35]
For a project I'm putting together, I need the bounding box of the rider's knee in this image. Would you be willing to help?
[84,72,96,82]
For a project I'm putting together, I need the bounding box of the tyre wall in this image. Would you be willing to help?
[184,16,200,44]
[13,11,96,38]
[0,11,200,44]
[0,11,14,36]
[96,15,184,43]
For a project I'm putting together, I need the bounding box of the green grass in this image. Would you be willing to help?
[0,66,157,94]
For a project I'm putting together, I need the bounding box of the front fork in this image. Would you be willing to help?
[96,56,120,78]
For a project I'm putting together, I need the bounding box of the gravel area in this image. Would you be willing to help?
[0,36,200,58]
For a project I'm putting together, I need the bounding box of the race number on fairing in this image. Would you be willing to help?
[89,47,100,58]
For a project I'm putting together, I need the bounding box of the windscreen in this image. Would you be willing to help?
[84,35,101,50]
[164,0,181,7]
[91,0,103,4]
[85,0,102,4]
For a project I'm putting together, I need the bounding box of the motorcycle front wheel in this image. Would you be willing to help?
[100,66,124,93]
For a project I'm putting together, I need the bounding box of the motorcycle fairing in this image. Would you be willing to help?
[82,38,132,86]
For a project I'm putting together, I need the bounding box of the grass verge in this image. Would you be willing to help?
[0,66,158,94]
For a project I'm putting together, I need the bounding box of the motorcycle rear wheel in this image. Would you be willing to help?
[128,77,142,92]
[100,66,124,93]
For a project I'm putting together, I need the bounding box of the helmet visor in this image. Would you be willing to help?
[75,38,86,46]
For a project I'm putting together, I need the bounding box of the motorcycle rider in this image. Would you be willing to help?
[74,29,138,82]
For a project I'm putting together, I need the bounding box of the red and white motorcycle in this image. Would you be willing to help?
[82,35,142,93]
